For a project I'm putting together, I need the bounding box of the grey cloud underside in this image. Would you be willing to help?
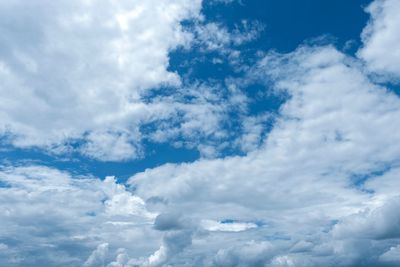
[2,0,400,266]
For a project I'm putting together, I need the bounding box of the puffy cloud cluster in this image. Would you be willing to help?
[2,45,396,266]
[0,0,271,162]
[2,0,400,266]
[0,165,157,266]
[0,0,251,161]
[128,45,400,266]
[358,0,400,79]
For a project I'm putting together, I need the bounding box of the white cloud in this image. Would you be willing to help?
[194,21,262,52]
[2,0,400,265]
[201,220,258,232]
[80,131,141,161]
[0,0,230,161]
[132,46,400,208]
[128,46,400,266]
[358,0,400,78]
[236,113,272,152]
[210,241,275,267]
[332,197,400,240]
[0,0,267,161]
[142,230,193,267]
[84,243,109,267]
[3,45,400,266]
[190,20,264,70]
[0,165,158,266]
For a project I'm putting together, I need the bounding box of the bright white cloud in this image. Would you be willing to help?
[2,0,400,266]
[358,0,400,78]
[0,165,158,266]
[0,0,232,161]
[128,45,400,266]
[80,131,141,161]
[201,220,258,232]
[84,243,109,267]
[0,0,266,161]
[2,45,400,266]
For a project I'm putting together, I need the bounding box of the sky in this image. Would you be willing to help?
[1,0,400,266]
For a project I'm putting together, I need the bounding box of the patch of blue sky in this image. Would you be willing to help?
[0,142,198,182]
[170,0,373,132]
[202,0,371,53]
[351,163,394,189]
[0,180,11,188]
[166,1,372,161]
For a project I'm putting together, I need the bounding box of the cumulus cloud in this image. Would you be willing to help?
[3,44,400,267]
[0,165,158,266]
[142,230,193,267]
[128,45,400,266]
[0,0,251,161]
[84,243,109,267]
[210,241,275,266]
[332,197,400,240]
[132,45,400,208]
[81,131,142,161]
[0,0,270,162]
[358,0,400,78]
[2,0,400,266]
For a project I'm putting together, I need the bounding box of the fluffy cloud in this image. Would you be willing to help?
[2,0,400,266]
[332,197,400,240]
[0,165,158,266]
[0,0,248,161]
[2,46,400,267]
[132,45,400,208]
[84,243,109,267]
[0,0,268,161]
[128,45,400,266]
[358,0,400,78]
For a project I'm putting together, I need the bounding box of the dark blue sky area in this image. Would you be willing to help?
[204,0,372,53]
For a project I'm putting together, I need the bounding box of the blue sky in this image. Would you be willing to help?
[1,0,400,266]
